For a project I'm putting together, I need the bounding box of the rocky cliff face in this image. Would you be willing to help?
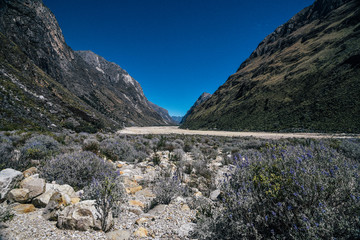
[181,92,211,124]
[0,0,167,131]
[181,0,360,133]
[147,101,176,125]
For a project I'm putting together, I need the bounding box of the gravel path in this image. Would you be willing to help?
[118,126,358,139]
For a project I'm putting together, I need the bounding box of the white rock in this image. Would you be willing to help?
[33,183,76,208]
[0,168,23,201]
[57,200,114,232]
[7,188,30,203]
[178,223,196,237]
[20,175,45,199]
[210,189,221,201]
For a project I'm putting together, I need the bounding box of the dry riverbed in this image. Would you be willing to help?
[119,126,358,139]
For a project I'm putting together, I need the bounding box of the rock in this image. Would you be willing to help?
[126,186,142,195]
[71,197,81,204]
[57,200,114,232]
[12,204,36,214]
[210,189,221,201]
[129,200,144,208]
[106,229,131,240]
[43,192,66,221]
[146,204,167,216]
[178,223,196,237]
[20,175,45,199]
[0,168,23,201]
[135,217,149,225]
[133,227,148,238]
[116,163,124,168]
[126,206,143,216]
[181,204,190,212]
[135,188,155,198]
[7,188,30,203]
[22,167,38,178]
[33,183,76,208]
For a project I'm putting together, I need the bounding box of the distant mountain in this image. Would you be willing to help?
[147,101,176,125]
[171,116,183,125]
[0,0,167,132]
[181,92,211,124]
[181,0,360,133]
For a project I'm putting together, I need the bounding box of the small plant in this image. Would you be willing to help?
[152,153,161,166]
[83,176,125,232]
[41,151,117,190]
[82,138,100,154]
[0,138,14,170]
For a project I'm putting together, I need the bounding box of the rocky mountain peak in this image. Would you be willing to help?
[0,0,74,73]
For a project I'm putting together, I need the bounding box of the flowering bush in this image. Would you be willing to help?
[41,151,117,190]
[100,138,139,162]
[192,141,360,239]
[82,176,125,230]
[16,135,60,170]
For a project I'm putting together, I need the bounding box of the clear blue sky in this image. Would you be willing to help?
[43,0,314,116]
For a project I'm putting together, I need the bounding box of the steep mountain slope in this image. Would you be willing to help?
[0,0,166,131]
[171,116,183,124]
[181,92,211,124]
[181,0,360,133]
[147,101,176,125]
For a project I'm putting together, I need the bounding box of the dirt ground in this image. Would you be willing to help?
[118,126,358,139]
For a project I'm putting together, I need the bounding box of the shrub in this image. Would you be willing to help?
[16,135,60,170]
[41,151,117,190]
[83,176,125,231]
[100,138,138,162]
[170,149,185,162]
[0,138,14,170]
[338,139,360,161]
[151,172,184,207]
[192,142,360,239]
[82,138,100,154]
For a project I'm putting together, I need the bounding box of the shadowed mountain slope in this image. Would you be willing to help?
[0,0,167,132]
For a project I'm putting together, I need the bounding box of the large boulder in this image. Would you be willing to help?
[7,188,30,203]
[43,192,70,221]
[0,168,23,202]
[33,183,76,208]
[57,200,114,232]
[20,175,45,199]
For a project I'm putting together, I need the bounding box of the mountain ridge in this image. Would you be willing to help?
[181,0,360,133]
[0,0,169,131]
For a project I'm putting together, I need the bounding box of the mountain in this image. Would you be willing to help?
[147,101,176,125]
[171,116,183,125]
[181,0,360,133]
[0,0,167,132]
[181,92,211,124]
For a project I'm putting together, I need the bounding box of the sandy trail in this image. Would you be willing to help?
[118,126,358,139]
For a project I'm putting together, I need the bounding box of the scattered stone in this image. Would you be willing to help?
[117,163,124,168]
[126,186,142,195]
[23,167,38,178]
[71,197,81,204]
[181,204,190,212]
[20,175,45,199]
[57,200,114,232]
[135,217,149,225]
[178,223,196,237]
[7,188,30,203]
[133,227,148,238]
[129,200,144,208]
[12,204,36,214]
[106,229,131,240]
[0,168,23,201]
[210,189,221,201]
[147,204,167,216]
